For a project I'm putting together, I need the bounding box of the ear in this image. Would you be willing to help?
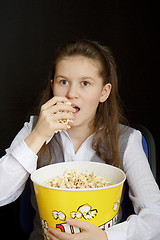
[99,83,112,103]
[50,79,53,89]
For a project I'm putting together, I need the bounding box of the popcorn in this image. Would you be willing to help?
[55,101,73,133]
[45,169,111,189]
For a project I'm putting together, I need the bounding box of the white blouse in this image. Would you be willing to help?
[0,116,160,239]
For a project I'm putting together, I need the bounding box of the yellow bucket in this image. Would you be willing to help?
[31,161,126,238]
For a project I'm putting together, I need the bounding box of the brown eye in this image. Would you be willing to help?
[81,81,90,86]
[60,80,69,85]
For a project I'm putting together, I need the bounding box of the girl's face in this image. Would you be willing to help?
[52,56,111,129]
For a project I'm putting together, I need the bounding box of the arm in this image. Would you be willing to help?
[0,96,75,206]
[106,130,160,240]
[0,116,38,206]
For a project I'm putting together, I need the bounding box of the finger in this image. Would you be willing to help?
[53,122,70,132]
[47,227,74,240]
[39,106,75,123]
[66,219,108,240]
[52,104,76,114]
[42,96,69,110]
[66,218,92,231]
[46,231,59,240]
[54,112,74,122]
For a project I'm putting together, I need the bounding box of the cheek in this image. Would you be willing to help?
[89,88,102,104]
[85,93,101,111]
[53,85,66,97]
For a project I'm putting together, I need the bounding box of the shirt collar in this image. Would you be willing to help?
[46,129,96,145]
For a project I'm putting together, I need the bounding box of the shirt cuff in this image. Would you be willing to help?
[106,221,128,240]
[11,140,38,174]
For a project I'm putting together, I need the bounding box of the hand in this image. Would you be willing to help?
[25,96,75,154]
[46,218,108,240]
[34,96,75,141]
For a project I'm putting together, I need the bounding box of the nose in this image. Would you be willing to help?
[66,84,79,99]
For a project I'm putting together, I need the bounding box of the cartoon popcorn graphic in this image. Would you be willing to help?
[52,210,66,221]
[71,203,98,220]
[113,198,120,211]
[41,219,50,240]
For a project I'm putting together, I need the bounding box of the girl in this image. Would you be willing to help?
[0,40,160,240]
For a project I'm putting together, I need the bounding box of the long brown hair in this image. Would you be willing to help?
[37,40,125,167]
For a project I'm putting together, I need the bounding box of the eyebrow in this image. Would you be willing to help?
[81,76,95,81]
[55,75,67,79]
[55,75,95,81]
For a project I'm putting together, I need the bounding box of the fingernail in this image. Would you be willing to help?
[66,218,72,222]
[66,101,71,105]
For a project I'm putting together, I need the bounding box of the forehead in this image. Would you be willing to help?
[55,56,101,77]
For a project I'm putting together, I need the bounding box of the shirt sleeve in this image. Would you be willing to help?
[106,129,160,240]
[0,116,38,206]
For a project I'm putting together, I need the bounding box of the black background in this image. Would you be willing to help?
[0,0,159,238]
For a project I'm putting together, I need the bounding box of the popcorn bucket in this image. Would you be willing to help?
[31,161,126,239]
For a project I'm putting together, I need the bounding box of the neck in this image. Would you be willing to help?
[67,125,94,153]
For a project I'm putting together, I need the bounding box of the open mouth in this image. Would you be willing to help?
[72,104,80,113]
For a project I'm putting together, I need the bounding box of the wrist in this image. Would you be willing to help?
[24,129,47,154]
